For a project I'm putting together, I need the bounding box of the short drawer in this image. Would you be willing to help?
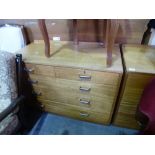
[24,63,55,77]
[55,66,120,85]
[40,99,111,124]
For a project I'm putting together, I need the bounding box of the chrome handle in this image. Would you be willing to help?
[32,91,42,96]
[28,80,38,84]
[79,75,91,80]
[24,68,35,73]
[80,112,89,117]
[79,86,91,92]
[80,99,90,105]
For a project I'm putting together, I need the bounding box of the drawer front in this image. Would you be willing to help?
[29,75,117,113]
[33,85,115,113]
[25,63,55,77]
[29,74,117,98]
[40,99,110,124]
[55,67,120,85]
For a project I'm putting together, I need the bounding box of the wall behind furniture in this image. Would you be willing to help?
[0,19,149,44]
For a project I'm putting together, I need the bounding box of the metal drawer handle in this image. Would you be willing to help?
[79,75,91,80]
[80,112,89,117]
[32,91,42,96]
[24,68,35,73]
[79,86,91,92]
[28,80,38,84]
[80,99,90,105]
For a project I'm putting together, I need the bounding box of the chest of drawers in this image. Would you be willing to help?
[18,41,123,124]
[113,44,155,129]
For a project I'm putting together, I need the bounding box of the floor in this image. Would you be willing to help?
[28,112,139,135]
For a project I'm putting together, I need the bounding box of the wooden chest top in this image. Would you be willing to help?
[122,44,155,74]
[17,41,123,73]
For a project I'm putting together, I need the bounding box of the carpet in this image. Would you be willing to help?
[28,112,139,135]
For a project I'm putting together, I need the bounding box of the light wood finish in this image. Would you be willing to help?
[113,44,155,129]
[55,66,120,85]
[122,44,155,74]
[20,41,123,124]
[29,74,117,97]
[25,63,55,77]
[17,41,123,72]
[29,75,117,113]
[39,99,110,124]
[114,113,140,129]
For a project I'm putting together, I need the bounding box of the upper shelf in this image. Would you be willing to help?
[17,41,123,73]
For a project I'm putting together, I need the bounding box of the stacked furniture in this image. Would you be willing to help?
[18,41,123,124]
[114,44,155,129]
[38,19,120,67]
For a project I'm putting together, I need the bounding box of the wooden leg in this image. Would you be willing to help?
[141,27,151,44]
[106,19,119,67]
[73,19,79,45]
[38,19,50,57]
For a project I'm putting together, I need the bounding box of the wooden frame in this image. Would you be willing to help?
[38,19,119,67]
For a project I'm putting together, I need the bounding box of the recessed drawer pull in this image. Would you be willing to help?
[80,112,89,117]
[32,91,42,96]
[80,99,90,105]
[79,75,91,80]
[24,68,35,73]
[28,80,38,84]
[79,86,91,92]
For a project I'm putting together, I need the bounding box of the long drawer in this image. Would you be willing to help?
[24,63,120,85]
[34,85,114,113]
[39,99,111,124]
[55,66,120,85]
[29,74,117,98]
[29,76,117,113]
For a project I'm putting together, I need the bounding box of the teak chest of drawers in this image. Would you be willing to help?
[113,44,155,129]
[18,41,123,124]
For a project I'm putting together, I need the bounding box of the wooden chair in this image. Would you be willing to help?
[38,19,120,67]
